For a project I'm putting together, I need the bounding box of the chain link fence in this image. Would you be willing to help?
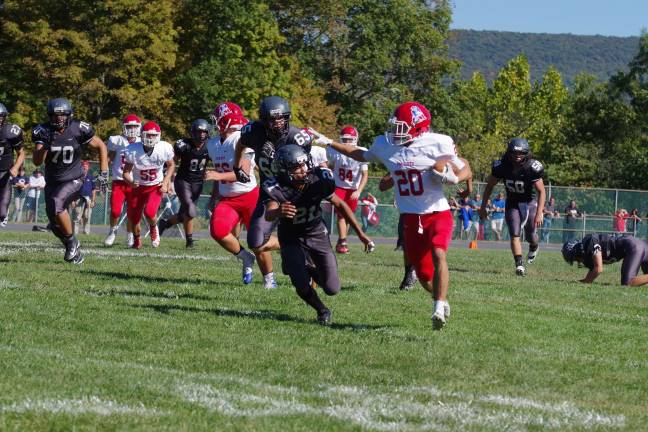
[7,172,648,244]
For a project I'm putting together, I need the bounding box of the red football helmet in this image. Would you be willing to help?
[211,102,244,133]
[387,101,431,145]
[141,121,161,149]
[122,114,141,138]
[339,125,359,145]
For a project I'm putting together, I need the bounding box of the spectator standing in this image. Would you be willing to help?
[71,161,97,235]
[460,201,473,240]
[629,209,641,236]
[563,200,581,242]
[613,208,628,233]
[541,196,559,243]
[359,193,379,232]
[25,169,45,222]
[11,166,29,222]
[490,192,506,241]
[469,194,482,240]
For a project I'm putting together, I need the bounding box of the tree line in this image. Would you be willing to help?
[1,0,647,189]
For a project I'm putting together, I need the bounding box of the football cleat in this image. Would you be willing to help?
[431,310,446,330]
[527,248,539,264]
[263,273,278,290]
[132,235,142,250]
[150,225,160,248]
[64,237,81,262]
[444,302,451,320]
[317,309,332,326]
[335,243,350,254]
[70,250,84,265]
[238,249,256,285]
[399,267,418,291]
[516,265,526,276]
[104,230,116,246]
[186,238,196,249]
[126,232,135,247]
[0,217,8,227]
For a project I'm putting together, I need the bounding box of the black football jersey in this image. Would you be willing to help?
[263,167,336,234]
[491,157,544,203]
[239,121,312,184]
[581,233,628,270]
[0,123,24,171]
[174,138,209,183]
[32,119,95,183]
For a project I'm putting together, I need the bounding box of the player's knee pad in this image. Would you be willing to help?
[185,202,197,219]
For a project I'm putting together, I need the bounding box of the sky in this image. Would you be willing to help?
[451,0,647,37]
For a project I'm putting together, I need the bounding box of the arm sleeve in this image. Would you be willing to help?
[79,122,96,143]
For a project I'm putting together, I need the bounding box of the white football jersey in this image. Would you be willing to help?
[327,146,369,190]
[107,135,137,180]
[207,132,257,197]
[124,141,174,186]
[310,146,328,167]
[363,132,464,214]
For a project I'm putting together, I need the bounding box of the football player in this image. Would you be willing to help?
[157,119,211,248]
[309,101,471,330]
[562,233,648,286]
[233,96,314,289]
[264,144,374,325]
[122,121,175,249]
[204,102,260,284]
[32,98,109,264]
[478,138,546,277]
[104,114,141,247]
[0,102,26,226]
[327,125,369,254]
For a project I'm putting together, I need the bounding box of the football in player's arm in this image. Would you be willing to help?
[263,144,374,325]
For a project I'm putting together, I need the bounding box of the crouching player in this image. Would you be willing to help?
[309,101,471,330]
[205,105,259,284]
[122,121,175,249]
[264,144,375,325]
[562,233,648,286]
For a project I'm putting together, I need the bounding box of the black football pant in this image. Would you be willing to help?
[0,170,11,220]
[174,177,203,221]
[279,223,340,313]
[505,200,539,245]
[618,236,648,285]
[45,178,83,242]
[247,198,279,249]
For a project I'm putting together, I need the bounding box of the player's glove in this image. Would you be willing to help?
[431,164,459,185]
[234,167,251,183]
[98,170,109,193]
[307,128,333,147]
[366,241,376,253]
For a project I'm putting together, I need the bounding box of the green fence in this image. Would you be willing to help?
[6,176,648,244]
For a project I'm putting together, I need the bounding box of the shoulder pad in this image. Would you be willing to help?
[6,123,23,139]
[492,159,503,168]
[529,159,544,173]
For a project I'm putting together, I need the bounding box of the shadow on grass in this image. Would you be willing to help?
[131,303,388,331]
[84,288,214,301]
[79,269,229,287]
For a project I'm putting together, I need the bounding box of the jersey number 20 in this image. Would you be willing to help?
[394,169,424,196]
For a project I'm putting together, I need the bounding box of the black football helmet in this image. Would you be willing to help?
[561,238,583,265]
[273,144,313,186]
[190,118,210,144]
[506,137,530,164]
[0,102,7,128]
[47,98,73,129]
[259,96,291,139]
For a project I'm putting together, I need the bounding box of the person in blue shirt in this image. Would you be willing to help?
[469,194,482,240]
[71,161,97,235]
[459,200,473,240]
[490,192,506,240]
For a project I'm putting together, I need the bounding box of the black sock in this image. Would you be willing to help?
[515,255,523,267]
[186,233,193,241]
[296,286,326,312]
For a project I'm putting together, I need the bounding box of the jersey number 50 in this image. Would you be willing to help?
[394,169,424,196]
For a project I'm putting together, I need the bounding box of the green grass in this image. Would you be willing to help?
[0,232,646,431]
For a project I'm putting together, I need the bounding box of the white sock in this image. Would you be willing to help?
[434,301,445,315]
[264,272,275,281]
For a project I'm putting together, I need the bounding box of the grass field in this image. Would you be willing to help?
[0,231,646,431]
